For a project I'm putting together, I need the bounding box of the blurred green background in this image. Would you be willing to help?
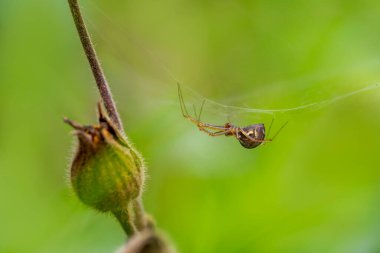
[1,0,380,252]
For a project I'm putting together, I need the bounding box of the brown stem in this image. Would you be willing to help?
[67,0,150,237]
[68,0,124,132]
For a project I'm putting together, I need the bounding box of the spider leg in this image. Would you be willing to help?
[178,83,233,136]
[270,121,288,141]
[260,117,275,146]
[197,127,231,137]
[197,99,206,123]
[198,122,228,131]
[235,127,239,139]
[183,115,227,131]
[195,98,230,131]
[177,83,190,118]
[178,84,228,130]
[240,128,272,143]
[266,117,274,139]
[192,104,198,119]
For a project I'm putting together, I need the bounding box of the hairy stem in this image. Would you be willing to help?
[113,206,137,236]
[68,0,123,132]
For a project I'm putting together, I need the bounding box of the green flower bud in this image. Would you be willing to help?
[65,104,145,213]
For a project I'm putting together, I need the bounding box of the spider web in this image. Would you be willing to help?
[179,83,379,117]
[84,2,380,129]
[176,82,380,138]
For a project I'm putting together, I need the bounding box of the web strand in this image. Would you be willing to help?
[181,83,380,115]
[85,2,380,121]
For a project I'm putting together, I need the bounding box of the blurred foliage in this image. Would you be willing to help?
[1,0,380,252]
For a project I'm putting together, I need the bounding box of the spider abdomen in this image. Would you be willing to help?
[237,124,266,149]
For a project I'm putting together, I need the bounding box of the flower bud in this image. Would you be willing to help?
[65,103,145,213]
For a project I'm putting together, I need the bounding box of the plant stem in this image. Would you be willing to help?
[67,0,149,235]
[113,206,137,236]
[68,0,123,132]
[132,198,147,230]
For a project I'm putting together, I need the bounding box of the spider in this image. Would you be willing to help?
[178,84,287,149]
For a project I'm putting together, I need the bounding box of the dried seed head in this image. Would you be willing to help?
[65,103,145,213]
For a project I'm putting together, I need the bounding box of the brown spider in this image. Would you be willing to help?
[178,84,287,149]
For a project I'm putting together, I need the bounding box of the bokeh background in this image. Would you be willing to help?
[1,0,380,252]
